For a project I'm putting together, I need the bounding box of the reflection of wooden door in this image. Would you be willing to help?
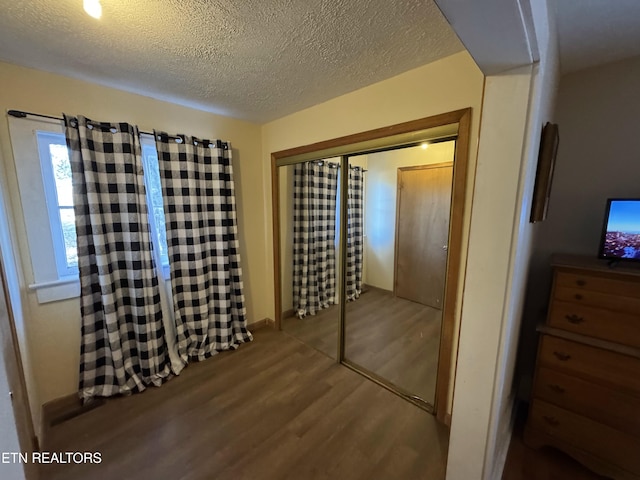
[394,163,453,309]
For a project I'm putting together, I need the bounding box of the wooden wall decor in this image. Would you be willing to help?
[530,122,560,223]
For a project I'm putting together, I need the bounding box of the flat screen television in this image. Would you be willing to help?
[598,198,640,262]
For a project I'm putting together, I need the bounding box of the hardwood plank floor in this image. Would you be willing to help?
[40,328,448,480]
[282,287,441,402]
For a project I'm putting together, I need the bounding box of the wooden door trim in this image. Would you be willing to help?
[270,157,282,330]
[0,252,38,460]
[393,162,454,298]
[271,109,467,162]
[270,108,473,424]
[434,109,472,423]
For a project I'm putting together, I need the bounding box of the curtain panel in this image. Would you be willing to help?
[292,161,338,317]
[346,166,364,301]
[154,133,252,362]
[65,115,171,402]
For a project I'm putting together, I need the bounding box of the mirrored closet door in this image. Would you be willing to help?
[272,110,471,419]
[278,158,343,360]
[343,142,455,409]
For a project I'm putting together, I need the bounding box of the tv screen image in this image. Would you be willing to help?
[599,199,640,261]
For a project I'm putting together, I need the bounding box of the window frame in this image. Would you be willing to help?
[140,133,170,279]
[8,117,170,304]
[36,130,78,279]
[8,116,79,303]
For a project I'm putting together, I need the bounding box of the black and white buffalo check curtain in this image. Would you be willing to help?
[64,115,171,402]
[292,161,338,317]
[346,166,364,301]
[154,132,252,362]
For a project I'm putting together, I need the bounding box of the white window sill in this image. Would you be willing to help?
[28,277,80,304]
[28,269,171,304]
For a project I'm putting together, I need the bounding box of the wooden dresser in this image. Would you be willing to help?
[525,254,640,480]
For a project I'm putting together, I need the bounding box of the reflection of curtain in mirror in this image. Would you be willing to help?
[346,167,364,301]
[293,161,338,318]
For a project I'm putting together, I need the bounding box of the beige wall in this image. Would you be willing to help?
[0,61,266,432]
[364,142,455,291]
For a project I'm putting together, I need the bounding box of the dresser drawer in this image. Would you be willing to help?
[548,300,640,347]
[539,336,640,396]
[534,367,640,437]
[556,270,640,298]
[553,285,640,315]
[530,399,640,475]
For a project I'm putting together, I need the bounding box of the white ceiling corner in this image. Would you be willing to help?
[435,0,536,75]
[554,0,640,73]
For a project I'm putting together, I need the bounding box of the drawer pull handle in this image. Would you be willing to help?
[574,293,583,300]
[548,384,566,394]
[565,314,585,324]
[575,280,586,287]
[542,415,560,427]
[553,351,571,361]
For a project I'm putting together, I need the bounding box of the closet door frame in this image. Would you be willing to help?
[271,108,472,424]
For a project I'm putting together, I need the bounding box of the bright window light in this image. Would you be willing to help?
[36,131,78,277]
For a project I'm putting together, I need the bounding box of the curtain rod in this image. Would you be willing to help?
[311,159,367,172]
[9,109,230,149]
[8,109,155,136]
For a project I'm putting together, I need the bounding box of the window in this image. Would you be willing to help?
[36,131,78,278]
[140,134,170,277]
[8,117,170,303]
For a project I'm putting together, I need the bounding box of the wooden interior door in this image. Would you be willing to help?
[394,163,453,309]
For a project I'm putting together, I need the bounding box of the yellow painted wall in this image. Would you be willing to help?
[0,61,267,431]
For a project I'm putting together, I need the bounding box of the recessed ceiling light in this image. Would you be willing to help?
[421,142,429,150]
[83,0,102,19]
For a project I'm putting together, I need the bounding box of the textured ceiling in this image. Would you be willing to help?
[555,0,640,73]
[0,0,464,123]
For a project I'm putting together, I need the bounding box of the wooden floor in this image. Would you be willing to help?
[40,328,448,480]
[282,287,441,402]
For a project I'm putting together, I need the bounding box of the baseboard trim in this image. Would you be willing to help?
[42,319,273,439]
[248,317,276,331]
[41,393,105,444]
[361,283,391,295]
